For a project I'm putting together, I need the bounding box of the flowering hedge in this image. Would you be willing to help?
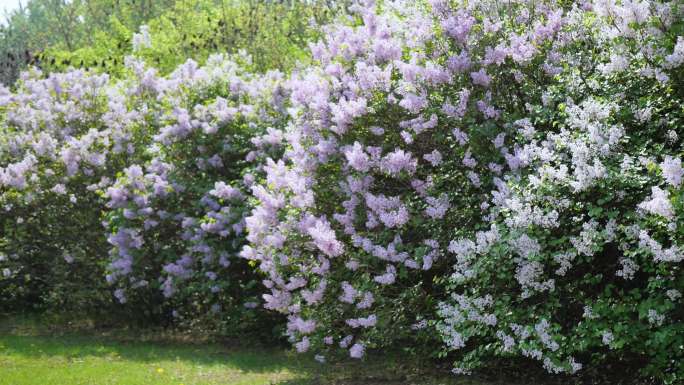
[431,1,684,380]
[1,0,683,383]
[243,0,683,381]
[0,68,148,314]
[0,54,286,330]
[103,55,287,330]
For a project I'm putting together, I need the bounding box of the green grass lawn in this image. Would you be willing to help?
[0,315,488,385]
[0,333,309,385]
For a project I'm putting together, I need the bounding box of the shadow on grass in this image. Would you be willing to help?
[0,333,309,374]
[0,314,486,385]
[0,333,472,385]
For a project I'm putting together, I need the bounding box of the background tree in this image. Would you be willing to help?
[0,0,349,86]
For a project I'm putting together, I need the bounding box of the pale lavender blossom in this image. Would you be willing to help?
[51,184,67,195]
[601,331,614,346]
[647,309,665,326]
[660,156,683,187]
[307,218,344,257]
[423,150,443,166]
[470,68,491,87]
[295,337,310,353]
[349,343,365,358]
[132,25,152,51]
[638,186,674,218]
[380,149,417,176]
[666,289,681,302]
[344,142,371,172]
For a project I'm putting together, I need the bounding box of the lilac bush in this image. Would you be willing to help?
[243,0,683,381]
[433,0,684,380]
[103,54,288,329]
[243,0,568,362]
[0,67,156,313]
[0,53,286,328]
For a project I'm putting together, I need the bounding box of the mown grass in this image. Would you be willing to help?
[0,314,492,385]
[0,333,306,385]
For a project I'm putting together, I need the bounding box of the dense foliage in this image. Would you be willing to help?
[0,0,347,84]
[1,0,683,383]
[102,55,287,333]
[0,0,176,85]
